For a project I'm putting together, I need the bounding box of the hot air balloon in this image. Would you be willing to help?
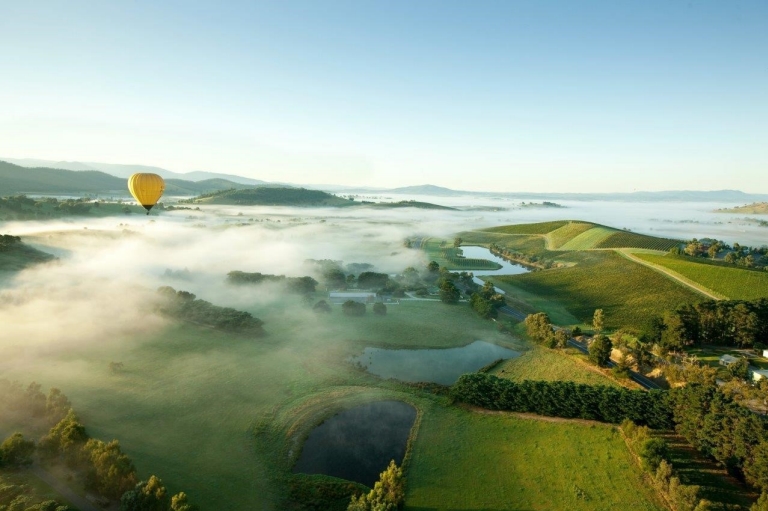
[127,173,165,214]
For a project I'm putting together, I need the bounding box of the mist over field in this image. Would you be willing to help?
[1,197,765,365]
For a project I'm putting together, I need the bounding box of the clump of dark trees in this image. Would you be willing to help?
[156,286,264,334]
[0,234,22,251]
[226,271,318,294]
[646,298,768,350]
[0,380,197,511]
[673,238,768,269]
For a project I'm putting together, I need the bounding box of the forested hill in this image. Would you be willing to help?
[363,200,456,210]
[0,161,252,196]
[183,187,354,206]
[0,234,56,272]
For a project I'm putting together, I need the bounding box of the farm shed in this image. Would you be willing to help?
[719,355,740,366]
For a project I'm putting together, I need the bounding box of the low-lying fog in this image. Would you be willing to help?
[1,195,763,361]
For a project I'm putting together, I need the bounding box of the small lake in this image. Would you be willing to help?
[352,340,520,385]
[293,400,416,487]
[460,245,530,276]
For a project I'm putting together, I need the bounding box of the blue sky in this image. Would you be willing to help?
[1,1,766,192]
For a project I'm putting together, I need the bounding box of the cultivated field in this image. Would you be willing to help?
[635,253,768,300]
[492,251,703,329]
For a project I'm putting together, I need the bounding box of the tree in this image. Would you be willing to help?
[312,300,332,313]
[347,460,404,511]
[553,329,570,349]
[120,476,167,511]
[0,433,35,466]
[728,357,750,380]
[592,309,605,334]
[373,302,387,315]
[639,437,669,472]
[84,439,137,499]
[453,237,463,248]
[439,280,460,304]
[589,334,613,367]
[524,313,552,344]
[342,300,366,316]
[426,261,439,273]
[170,492,196,511]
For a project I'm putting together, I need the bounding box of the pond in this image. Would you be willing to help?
[293,400,416,487]
[458,245,530,291]
[352,340,520,385]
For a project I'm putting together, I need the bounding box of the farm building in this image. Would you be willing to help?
[719,354,741,366]
[752,369,768,382]
[329,291,377,304]
[762,349,768,359]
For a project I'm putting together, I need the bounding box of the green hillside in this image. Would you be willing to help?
[478,220,680,251]
[184,187,354,206]
[716,202,768,214]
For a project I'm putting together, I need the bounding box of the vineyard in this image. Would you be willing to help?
[546,222,595,249]
[596,231,679,251]
[483,220,569,235]
[558,226,617,251]
[495,251,703,329]
[635,253,768,300]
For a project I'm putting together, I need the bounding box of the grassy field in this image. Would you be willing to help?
[492,251,703,330]
[491,345,620,387]
[404,405,664,511]
[0,298,522,510]
[635,253,768,300]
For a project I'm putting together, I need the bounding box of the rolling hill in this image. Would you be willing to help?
[183,187,354,206]
[481,220,680,251]
[716,202,768,215]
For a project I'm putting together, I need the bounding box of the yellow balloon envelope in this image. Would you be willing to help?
[127,173,165,214]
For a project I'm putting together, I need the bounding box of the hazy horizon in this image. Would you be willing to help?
[1,1,766,193]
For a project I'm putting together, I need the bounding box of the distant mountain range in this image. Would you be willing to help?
[3,158,767,203]
[1,157,266,186]
[0,161,254,196]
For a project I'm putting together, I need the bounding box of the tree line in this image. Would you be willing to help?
[226,271,318,294]
[156,287,264,334]
[450,373,672,429]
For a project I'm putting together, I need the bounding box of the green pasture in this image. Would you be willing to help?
[492,345,620,387]
[635,253,768,300]
[0,298,523,510]
[404,405,664,511]
[492,251,703,330]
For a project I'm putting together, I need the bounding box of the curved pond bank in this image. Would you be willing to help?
[293,400,416,488]
[352,340,520,385]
